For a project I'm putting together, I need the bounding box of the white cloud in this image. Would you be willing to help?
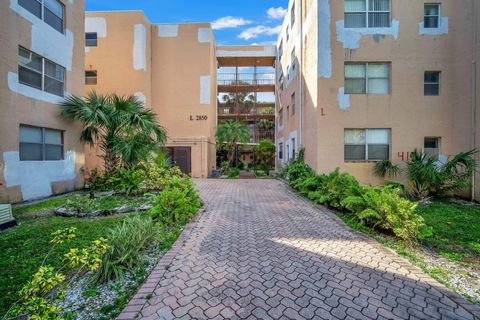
[212,16,252,30]
[251,41,277,46]
[267,7,287,20]
[238,25,282,40]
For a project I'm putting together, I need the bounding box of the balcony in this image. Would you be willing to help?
[218,103,275,120]
[217,73,275,92]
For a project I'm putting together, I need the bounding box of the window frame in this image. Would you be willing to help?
[424,71,440,96]
[291,92,296,115]
[344,0,391,29]
[19,124,65,161]
[344,128,391,162]
[19,0,65,34]
[424,3,441,29]
[18,46,66,97]
[85,32,98,47]
[278,142,284,160]
[291,1,296,27]
[344,62,390,95]
[291,47,296,71]
[279,108,284,127]
[85,70,97,85]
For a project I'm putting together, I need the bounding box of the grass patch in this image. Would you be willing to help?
[416,201,480,260]
[0,214,126,315]
[12,197,71,218]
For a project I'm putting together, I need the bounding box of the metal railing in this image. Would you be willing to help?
[217,73,275,86]
[218,105,275,116]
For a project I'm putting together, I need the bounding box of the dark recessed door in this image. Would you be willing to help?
[168,147,191,175]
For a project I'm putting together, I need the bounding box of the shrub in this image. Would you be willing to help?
[374,160,400,179]
[226,167,240,179]
[282,161,314,187]
[65,195,100,213]
[253,140,275,175]
[94,216,158,283]
[307,169,360,210]
[342,186,432,242]
[406,149,477,199]
[149,177,202,225]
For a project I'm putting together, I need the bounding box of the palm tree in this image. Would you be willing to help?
[216,121,250,167]
[221,90,255,113]
[60,92,166,171]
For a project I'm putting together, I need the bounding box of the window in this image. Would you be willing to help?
[291,47,296,71]
[86,32,98,47]
[286,65,290,80]
[286,27,290,42]
[278,41,283,59]
[424,137,440,160]
[344,129,390,161]
[345,63,390,95]
[279,109,284,126]
[19,47,65,97]
[291,138,296,159]
[286,145,290,161]
[287,106,290,120]
[19,0,65,33]
[291,93,296,115]
[19,125,64,161]
[291,1,296,26]
[278,142,284,160]
[424,71,440,96]
[85,70,97,85]
[223,108,230,115]
[345,0,391,28]
[424,4,440,28]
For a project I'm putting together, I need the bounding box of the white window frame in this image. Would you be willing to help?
[19,0,65,34]
[344,62,390,95]
[19,124,65,161]
[424,3,441,29]
[344,128,391,161]
[345,0,391,28]
[19,46,66,97]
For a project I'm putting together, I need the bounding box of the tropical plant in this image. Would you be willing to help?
[154,151,172,169]
[221,91,255,113]
[374,160,400,179]
[256,119,274,132]
[216,121,250,166]
[60,92,166,171]
[341,186,432,242]
[4,228,109,320]
[149,177,202,225]
[406,149,477,199]
[94,216,158,283]
[226,167,240,178]
[253,140,275,175]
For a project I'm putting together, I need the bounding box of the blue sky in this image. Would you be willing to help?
[85,0,288,45]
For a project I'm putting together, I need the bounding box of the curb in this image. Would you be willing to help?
[117,207,207,320]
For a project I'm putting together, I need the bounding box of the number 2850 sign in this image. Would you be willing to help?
[190,115,208,121]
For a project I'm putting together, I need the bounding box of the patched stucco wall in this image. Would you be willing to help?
[0,0,85,203]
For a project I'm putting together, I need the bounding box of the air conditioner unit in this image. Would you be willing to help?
[0,204,16,230]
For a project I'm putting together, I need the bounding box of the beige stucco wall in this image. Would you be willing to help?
[0,0,85,203]
[277,0,478,199]
[84,13,217,178]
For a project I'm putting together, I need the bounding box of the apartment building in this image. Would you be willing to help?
[84,11,217,178]
[276,0,480,200]
[0,0,85,203]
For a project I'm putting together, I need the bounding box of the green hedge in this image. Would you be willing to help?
[283,161,432,242]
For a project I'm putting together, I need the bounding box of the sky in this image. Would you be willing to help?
[85,0,289,46]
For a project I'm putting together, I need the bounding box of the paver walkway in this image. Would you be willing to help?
[120,179,479,320]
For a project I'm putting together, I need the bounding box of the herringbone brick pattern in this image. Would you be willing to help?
[120,179,479,320]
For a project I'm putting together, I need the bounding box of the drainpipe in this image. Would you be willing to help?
[472,0,478,201]
[299,0,304,148]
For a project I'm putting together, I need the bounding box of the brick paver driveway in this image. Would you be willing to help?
[121,179,478,320]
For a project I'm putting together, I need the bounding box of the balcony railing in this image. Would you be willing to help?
[249,130,275,143]
[217,73,275,86]
[218,105,274,116]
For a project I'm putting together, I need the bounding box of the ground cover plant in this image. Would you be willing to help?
[1,160,203,319]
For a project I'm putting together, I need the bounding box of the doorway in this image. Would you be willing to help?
[167,147,192,174]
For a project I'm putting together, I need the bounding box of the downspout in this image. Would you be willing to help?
[299,0,304,148]
[472,0,478,201]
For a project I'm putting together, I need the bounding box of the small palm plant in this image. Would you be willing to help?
[60,92,166,171]
[406,149,477,199]
[216,121,250,167]
[373,160,400,179]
